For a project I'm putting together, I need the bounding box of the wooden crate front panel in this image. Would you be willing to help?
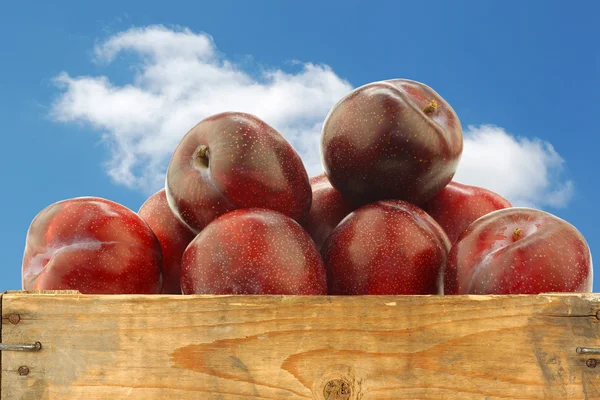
[2,292,600,399]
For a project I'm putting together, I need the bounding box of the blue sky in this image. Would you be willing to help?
[1,1,598,292]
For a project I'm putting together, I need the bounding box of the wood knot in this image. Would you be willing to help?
[324,379,352,400]
[313,364,361,400]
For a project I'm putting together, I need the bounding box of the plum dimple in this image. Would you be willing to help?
[22,197,163,294]
[166,112,312,233]
[181,208,327,295]
[321,200,451,295]
[321,79,463,206]
[445,207,593,295]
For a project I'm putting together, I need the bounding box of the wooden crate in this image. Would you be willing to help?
[1,290,600,399]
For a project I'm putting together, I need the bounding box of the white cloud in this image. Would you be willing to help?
[94,25,216,64]
[51,25,353,191]
[454,125,574,208]
[50,25,574,209]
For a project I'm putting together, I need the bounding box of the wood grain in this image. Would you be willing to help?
[2,292,600,399]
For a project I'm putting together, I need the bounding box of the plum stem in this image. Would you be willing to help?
[512,227,522,241]
[194,145,209,169]
[423,99,438,115]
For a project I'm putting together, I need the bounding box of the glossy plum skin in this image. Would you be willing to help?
[181,208,327,295]
[321,200,451,295]
[321,79,463,206]
[303,173,356,250]
[445,208,593,295]
[139,189,196,294]
[166,112,312,234]
[423,181,512,243]
[22,197,163,294]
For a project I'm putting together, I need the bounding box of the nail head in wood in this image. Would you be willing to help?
[587,359,598,368]
[18,366,30,376]
[8,313,20,324]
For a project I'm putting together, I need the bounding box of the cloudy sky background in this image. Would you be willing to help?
[50,25,575,209]
[1,1,597,291]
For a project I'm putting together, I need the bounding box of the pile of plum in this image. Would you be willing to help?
[22,79,593,295]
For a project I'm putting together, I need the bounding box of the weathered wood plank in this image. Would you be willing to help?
[2,293,600,399]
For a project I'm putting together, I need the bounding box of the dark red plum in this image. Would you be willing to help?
[303,173,356,250]
[22,197,163,294]
[321,79,463,206]
[181,208,327,295]
[423,181,512,243]
[166,112,312,233]
[139,188,196,294]
[445,207,593,294]
[322,200,451,295]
